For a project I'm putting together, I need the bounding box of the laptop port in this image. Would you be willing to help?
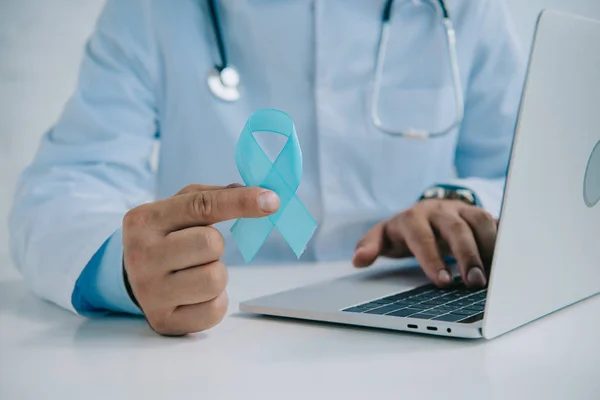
[407,324,418,329]
[426,326,438,331]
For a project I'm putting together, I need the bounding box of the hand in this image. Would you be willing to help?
[122,183,280,336]
[352,199,497,289]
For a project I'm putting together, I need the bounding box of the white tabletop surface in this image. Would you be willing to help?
[1,260,599,400]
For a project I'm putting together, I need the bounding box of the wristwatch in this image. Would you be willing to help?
[419,184,480,206]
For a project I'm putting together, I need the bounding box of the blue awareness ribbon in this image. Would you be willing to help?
[230,108,317,263]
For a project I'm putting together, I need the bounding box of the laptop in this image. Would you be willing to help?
[239,10,600,339]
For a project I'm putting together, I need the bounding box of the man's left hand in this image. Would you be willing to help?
[352,199,498,289]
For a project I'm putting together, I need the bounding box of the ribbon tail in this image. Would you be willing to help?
[275,195,317,258]
[231,217,276,263]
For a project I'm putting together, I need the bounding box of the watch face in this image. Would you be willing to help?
[583,139,600,208]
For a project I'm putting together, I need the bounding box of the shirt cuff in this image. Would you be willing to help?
[72,227,143,316]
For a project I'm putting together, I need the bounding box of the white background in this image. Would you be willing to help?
[1,0,600,277]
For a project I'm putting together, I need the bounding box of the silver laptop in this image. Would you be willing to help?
[239,10,600,339]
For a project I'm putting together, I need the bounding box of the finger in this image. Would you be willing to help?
[151,291,229,336]
[165,261,228,306]
[459,207,498,274]
[153,186,280,232]
[161,226,225,271]
[353,223,385,267]
[430,211,486,288]
[393,211,453,287]
[176,183,243,196]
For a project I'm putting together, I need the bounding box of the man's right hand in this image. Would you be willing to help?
[122,184,280,336]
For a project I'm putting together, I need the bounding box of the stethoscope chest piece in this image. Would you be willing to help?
[207,66,240,102]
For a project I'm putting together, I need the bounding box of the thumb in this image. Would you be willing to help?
[352,222,385,268]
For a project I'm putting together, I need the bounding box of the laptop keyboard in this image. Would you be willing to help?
[342,279,486,323]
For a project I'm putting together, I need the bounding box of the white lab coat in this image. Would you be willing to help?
[9,0,525,313]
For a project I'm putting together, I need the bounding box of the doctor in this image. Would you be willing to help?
[9,0,525,336]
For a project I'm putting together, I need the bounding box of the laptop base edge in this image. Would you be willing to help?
[239,302,484,339]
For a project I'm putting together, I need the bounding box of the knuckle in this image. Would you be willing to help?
[124,235,159,270]
[201,293,229,330]
[181,184,200,193]
[202,228,225,258]
[433,200,448,214]
[401,208,419,223]
[473,210,495,226]
[201,262,229,294]
[385,221,403,242]
[190,192,213,220]
[123,206,150,231]
[413,229,435,246]
[448,219,468,235]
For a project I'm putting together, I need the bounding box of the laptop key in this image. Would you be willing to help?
[441,303,461,311]
[409,296,431,303]
[423,310,445,317]
[452,308,477,316]
[388,308,421,317]
[458,312,485,324]
[463,305,484,312]
[432,313,466,322]
[438,294,461,301]
[421,300,445,306]
[410,285,436,294]
[449,300,474,307]
[430,306,454,313]
[365,304,407,315]
[400,299,421,305]
[405,303,430,310]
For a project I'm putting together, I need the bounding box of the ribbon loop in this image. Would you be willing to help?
[231,109,317,263]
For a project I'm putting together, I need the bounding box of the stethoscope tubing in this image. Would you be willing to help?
[205,0,464,139]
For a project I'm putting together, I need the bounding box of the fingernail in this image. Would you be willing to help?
[467,267,487,287]
[438,270,452,285]
[259,191,280,212]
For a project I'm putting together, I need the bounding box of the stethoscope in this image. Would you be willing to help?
[206,0,240,102]
[205,0,464,139]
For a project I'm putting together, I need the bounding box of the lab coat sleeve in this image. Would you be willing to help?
[447,0,527,217]
[8,0,158,314]
[73,227,142,315]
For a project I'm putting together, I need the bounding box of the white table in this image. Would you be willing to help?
[1,261,599,400]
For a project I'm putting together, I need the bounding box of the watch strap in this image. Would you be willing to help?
[122,258,142,311]
[419,184,481,206]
